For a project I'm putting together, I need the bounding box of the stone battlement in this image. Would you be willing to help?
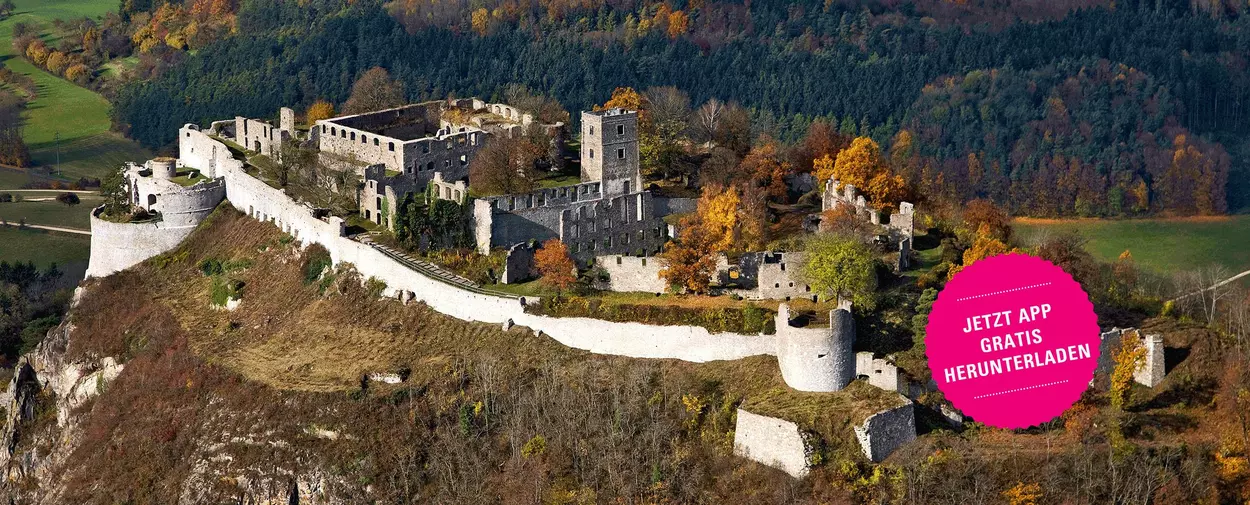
[775,302,856,392]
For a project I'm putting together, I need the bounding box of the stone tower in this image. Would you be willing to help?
[775,301,856,392]
[580,109,641,197]
[149,157,176,180]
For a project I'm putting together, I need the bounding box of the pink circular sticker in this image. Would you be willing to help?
[925,253,1100,429]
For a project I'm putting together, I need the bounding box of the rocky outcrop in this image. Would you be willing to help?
[0,317,123,496]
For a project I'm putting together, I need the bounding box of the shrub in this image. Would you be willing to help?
[197,258,223,276]
[365,277,387,298]
[302,244,332,284]
[530,296,777,334]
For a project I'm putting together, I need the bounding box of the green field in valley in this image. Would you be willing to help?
[0,225,89,270]
[1013,215,1250,277]
[0,192,100,229]
[0,0,152,188]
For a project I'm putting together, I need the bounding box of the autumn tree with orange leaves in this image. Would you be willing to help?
[535,239,577,293]
[817,136,907,212]
[305,100,335,125]
[659,186,740,293]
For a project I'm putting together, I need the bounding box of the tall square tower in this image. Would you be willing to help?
[581,109,641,196]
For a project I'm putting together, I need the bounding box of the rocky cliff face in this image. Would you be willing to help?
[0,303,339,505]
[0,310,122,501]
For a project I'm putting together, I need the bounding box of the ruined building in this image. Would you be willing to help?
[320,99,564,228]
[472,109,667,264]
[822,177,916,270]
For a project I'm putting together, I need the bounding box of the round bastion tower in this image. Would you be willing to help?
[775,301,856,392]
[150,157,177,180]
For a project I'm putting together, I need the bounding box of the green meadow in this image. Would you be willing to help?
[1013,216,1250,277]
[0,225,89,270]
[0,0,152,187]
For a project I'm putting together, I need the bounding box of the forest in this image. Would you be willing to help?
[106,0,1250,217]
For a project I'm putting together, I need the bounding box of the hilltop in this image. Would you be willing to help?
[0,205,1244,503]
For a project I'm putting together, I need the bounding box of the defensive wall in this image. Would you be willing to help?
[735,392,916,474]
[733,409,810,478]
[853,396,916,462]
[596,254,668,293]
[87,208,202,278]
[89,124,917,471]
[477,185,667,263]
[87,159,227,278]
[165,125,777,363]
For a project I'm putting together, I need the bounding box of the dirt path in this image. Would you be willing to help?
[15,224,91,236]
[1171,268,1250,301]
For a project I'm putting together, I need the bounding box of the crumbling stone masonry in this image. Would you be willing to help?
[502,242,538,284]
[854,395,917,463]
[234,108,295,160]
[732,409,811,478]
[1136,333,1165,387]
[1095,328,1166,387]
[775,302,856,392]
[855,352,909,393]
[821,178,916,242]
[473,109,668,264]
[597,254,668,293]
[88,156,227,278]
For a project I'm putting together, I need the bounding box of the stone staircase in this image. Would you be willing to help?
[358,235,520,299]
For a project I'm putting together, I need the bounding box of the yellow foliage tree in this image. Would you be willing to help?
[471,7,490,36]
[64,64,91,84]
[830,136,882,188]
[597,87,648,125]
[947,223,1014,280]
[813,154,836,184]
[44,51,69,75]
[666,10,689,39]
[305,100,336,124]
[1110,329,1146,411]
[696,185,740,252]
[165,30,188,50]
[1002,482,1043,505]
[25,40,49,65]
[820,136,908,211]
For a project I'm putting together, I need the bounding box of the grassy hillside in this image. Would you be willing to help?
[0,0,152,187]
[1014,216,1250,276]
[33,206,907,502]
[0,206,1234,503]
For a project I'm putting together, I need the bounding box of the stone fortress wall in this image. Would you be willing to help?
[87,156,227,278]
[472,109,668,264]
[345,98,565,231]
[593,250,814,300]
[733,409,811,478]
[822,177,916,270]
[88,119,919,476]
[854,396,917,462]
[596,254,668,293]
[235,113,290,160]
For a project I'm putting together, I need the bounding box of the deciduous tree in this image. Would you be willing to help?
[343,67,406,115]
[799,235,878,309]
[468,135,544,196]
[535,239,576,293]
[305,100,335,124]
